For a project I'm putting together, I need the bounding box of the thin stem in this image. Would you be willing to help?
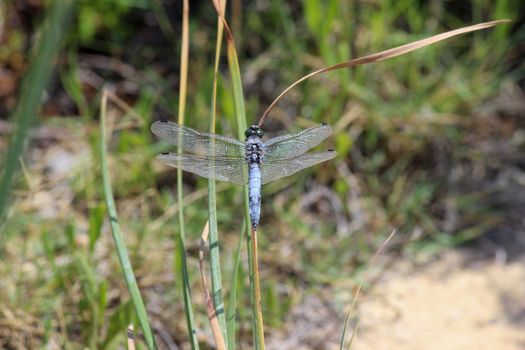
[176,0,200,348]
[251,227,265,348]
[208,0,229,343]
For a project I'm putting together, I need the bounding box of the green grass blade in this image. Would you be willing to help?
[226,219,246,349]
[0,0,72,225]
[208,178,227,337]
[99,91,157,350]
[208,0,229,344]
[226,39,265,350]
[347,319,360,349]
[176,1,200,348]
[339,231,396,349]
[339,310,352,349]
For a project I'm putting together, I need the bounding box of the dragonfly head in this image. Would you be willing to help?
[245,125,264,139]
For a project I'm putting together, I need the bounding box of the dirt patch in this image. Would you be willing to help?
[352,252,525,350]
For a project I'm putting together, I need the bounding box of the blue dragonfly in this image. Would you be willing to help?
[151,121,337,229]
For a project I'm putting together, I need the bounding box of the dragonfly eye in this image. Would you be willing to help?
[245,125,264,138]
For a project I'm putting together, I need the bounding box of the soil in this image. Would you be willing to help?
[267,249,525,350]
[352,251,525,350]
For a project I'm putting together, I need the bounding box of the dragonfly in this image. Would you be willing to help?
[151,120,337,229]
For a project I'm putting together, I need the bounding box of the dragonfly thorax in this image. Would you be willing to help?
[245,137,264,165]
[245,125,264,138]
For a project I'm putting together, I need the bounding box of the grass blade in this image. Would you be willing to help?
[339,230,396,349]
[176,1,200,348]
[99,90,157,350]
[345,319,360,350]
[0,0,73,225]
[226,219,246,349]
[208,0,229,343]
[221,9,266,349]
[339,311,352,350]
[258,19,510,127]
[199,222,227,350]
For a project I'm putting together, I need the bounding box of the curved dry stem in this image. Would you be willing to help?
[258,19,510,127]
[199,222,228,350]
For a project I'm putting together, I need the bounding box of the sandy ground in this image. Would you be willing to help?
[267,250,525,350]
[352,252,525,350]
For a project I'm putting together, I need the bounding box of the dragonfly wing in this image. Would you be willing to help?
[260,150,337,184]
[263,124,333,160]
[151,120,245,157]
[157,153,247,185]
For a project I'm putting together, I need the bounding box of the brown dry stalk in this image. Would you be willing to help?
[251,226,265,348]
[211,0,235,44]
[258,19,510,127]
[178,0,189,126]
[199,222,227,350]
[127,324,136,350]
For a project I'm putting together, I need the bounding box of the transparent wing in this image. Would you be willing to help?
[263,124,333,160]
[157,153,247,185]
[261,150,337,184]
[151,120,245,157]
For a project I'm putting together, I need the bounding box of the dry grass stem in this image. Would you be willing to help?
[199,222,227,350]
[251,227,265,348]
[127,324,136,350]
[258,19,510,126]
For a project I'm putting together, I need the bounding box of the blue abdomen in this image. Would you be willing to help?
[248,163,261,228]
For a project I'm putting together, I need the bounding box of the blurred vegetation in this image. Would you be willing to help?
[0,0,523,348]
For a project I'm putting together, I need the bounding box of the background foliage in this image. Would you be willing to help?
[0,0,523,348]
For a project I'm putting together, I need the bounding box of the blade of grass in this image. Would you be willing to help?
[208,0,229,343]
[175,1,200,348]
[339,312,351,350]
[226,219,246,349]
[220,8,265,350]
[199,222,227,350]
[258,19,510,127]
[339,230,396,349]
[99,90,157,350]
[346,319,360,350]
[0,0,73,226]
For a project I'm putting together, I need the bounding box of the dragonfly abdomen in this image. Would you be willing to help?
[245,135,264,229]
[248,162,262,229]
